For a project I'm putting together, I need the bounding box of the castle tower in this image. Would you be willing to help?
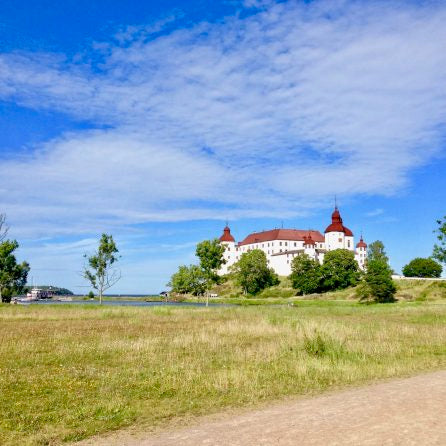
[219,225,236,274]
[324,206,354,251]
[303,232,317,260]
[355,235,368,270]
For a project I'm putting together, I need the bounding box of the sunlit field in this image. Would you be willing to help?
[1,302,446,445]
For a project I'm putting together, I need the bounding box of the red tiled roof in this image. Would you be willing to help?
[325,207,354,236]
[219,226,235,242]
[238,229,324,246]
[304,233,316,246]
[356,236,367,248]
[344,226,353,236]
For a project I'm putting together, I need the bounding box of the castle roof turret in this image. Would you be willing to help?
[219,225,235,242]
[356,236,367,249]
[325,206,353,236]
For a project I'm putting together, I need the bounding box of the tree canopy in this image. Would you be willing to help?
[402,257,442,278]
[231,249,279,295]
[357,258,396,303]
[289,254,322,295]
[168,264,207,296]
[367,240,389,264]
[0,240,30,303]
[357,240,395,303]
[432,216,446,266]
[83,234,120,304]
[320,249,361,291]
[195,239,226,283]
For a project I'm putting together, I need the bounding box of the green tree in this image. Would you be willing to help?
[196,239,226,283]
[402,257,442,278]
[196,239,226,306]
[357,258,396,303]
[289,254,322,295]
[367,240,389,264]
[168,264,207,296]
[231,249,279,295]
[432,216,446,266]
[83,234,120,304]
[88,291,95,299]
[0,240,30,303]
[320,249,360,291]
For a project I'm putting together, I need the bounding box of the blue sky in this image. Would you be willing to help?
[1,0,445,293]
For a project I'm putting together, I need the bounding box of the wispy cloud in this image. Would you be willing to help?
[366,208,384,217]
[1,0,446,238]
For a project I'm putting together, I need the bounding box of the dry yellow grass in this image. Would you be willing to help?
[1,302,446,445]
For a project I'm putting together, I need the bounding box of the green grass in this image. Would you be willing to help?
[1,302,446,445]
[203,275,446,303]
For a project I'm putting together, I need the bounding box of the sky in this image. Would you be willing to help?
[0,0,445,293]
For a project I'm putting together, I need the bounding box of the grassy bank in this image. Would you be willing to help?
[1,302,446,445]
[199,276,446,303]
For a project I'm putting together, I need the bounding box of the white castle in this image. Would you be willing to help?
[218,207,367,276]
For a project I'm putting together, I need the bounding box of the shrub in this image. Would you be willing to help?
[402,257,442,278]
[320,249,361,291]
[358,258,396,303]
[289,254,322,295]
[231,249,279,295]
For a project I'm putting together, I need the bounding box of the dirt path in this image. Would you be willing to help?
[80,370,446,445]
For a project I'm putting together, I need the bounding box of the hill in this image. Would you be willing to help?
[206,276,446,303]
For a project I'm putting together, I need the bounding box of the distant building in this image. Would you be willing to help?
[218,206,367,276]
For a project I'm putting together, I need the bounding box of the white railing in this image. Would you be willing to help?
[392,275,446,281]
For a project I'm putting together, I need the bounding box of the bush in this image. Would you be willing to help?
[289,254,322,295]
[358,258,396,303]
[168,264,207,296]
[320,249,361,291]
[402,257,442,278]
[1,287,12,303]
[231,249,279,295]
[303,331,345,358]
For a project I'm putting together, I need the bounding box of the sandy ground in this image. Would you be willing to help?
[79,370,446,445]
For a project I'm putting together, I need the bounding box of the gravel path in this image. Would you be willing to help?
[80,370,446,446]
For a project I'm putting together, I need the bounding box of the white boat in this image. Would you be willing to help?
[25,288,54,301]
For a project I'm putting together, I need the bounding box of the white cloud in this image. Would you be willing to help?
[1,0,446,238]
[366,208,384,217]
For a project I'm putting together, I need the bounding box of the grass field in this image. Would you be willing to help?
[201,276,446,304]
[1,301,446,445]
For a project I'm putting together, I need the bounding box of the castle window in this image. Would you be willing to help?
[294,242,297,247]
[338,238,342,243]
[279,242,282,246]
[280,249,282,253]
[285,242,288,246]
[348,240,351,248]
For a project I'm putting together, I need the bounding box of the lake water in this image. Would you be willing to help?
[24,300,227,307]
